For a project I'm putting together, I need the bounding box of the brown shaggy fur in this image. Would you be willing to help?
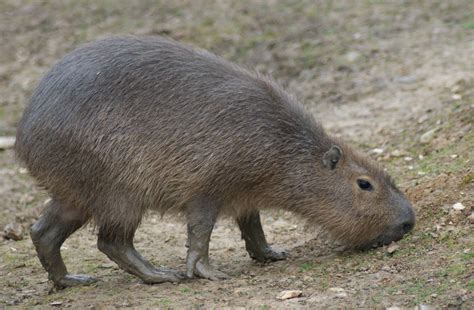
[15,36,414,248]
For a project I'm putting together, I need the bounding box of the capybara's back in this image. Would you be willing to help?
[16,37,315,221]
[16,36,414,288]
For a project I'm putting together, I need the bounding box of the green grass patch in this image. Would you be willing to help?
[157,298,171,307]
[461,252,474,261]
[416,147,466,175]
[318,276,330,290]
[461,173,474,186]
[300,261,315,272]
[463,22,474,29]
[179,286,192,294]
[468,279,474,291]
[2,253,21,266]
[404,278,448,305]
[445,263,466,276]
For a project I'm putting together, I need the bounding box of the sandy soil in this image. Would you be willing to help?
[1,1,473,308]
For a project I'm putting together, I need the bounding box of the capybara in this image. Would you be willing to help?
[15,36,415,288]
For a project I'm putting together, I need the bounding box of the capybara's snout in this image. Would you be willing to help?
[365,200,415,249]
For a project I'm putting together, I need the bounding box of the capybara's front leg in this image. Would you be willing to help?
[237,211,288,263]
[185,198,229,280]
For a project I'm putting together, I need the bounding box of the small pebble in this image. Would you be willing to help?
[467,213,474,224]
[0,137,15,150]
[277,290,302,300]
[451,94,462,100]
[452,202,465,211]
[328,287,347,298]
[50,301,63,306]
[345,51,360,62]
[387,243,399,254]
[3,223,23,241]
[381,265,391,272]
[420,128,437,144]
[372,148,384,154]
[328,287,345,293]
[391,150,402,157]
[417,114,429,124]
[394,75,418,84]
[334,292,347,298]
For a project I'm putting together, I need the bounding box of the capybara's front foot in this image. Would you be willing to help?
[194,261,230,280]
[237,211,289,263]
[53,274,98,288]
[185,199,225,280]
[185,249,229,280]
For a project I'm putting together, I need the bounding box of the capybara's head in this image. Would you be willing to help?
[306,143,415,249]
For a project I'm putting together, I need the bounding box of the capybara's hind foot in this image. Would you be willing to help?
[54,274,98,288]
[30,199,92,290]
[142,268,187,284]
[97,236,185,284]
[251,248,288,263]
[194,261,230,281]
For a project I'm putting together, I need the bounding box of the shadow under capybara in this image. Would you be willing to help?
[15,36,415,288]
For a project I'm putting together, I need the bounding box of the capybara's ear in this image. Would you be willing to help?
[323,145,342,170]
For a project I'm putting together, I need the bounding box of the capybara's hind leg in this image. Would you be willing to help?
[97,226,185,284]
[186,198,229,280]
[30,199,97,288]
[237,211,288,262]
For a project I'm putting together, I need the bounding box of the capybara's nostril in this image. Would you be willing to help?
[402,221,414,234]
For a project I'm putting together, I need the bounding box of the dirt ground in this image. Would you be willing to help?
[1,0,473,308]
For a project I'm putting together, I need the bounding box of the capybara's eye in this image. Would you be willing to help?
[357,179,373,191]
